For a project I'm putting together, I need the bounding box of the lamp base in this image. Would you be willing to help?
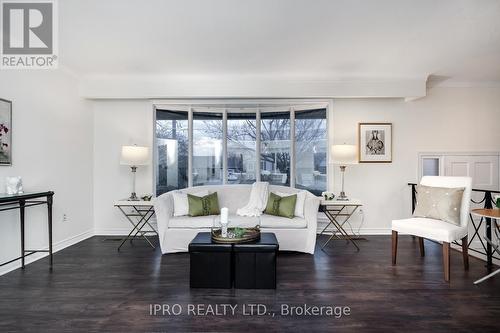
[337,191,349,201]
[128,192,139,201]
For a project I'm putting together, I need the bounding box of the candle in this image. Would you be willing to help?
[221,207,229,237]
[221,207,228,225]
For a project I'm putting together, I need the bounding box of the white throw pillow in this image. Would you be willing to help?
[172,190,209,216]
[276,190,307,218]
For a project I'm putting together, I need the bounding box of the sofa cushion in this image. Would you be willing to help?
[227,214,260,228]
[173,190,209,216]
[169,215,215,229]
[276,190,306,218]
[264,192,297,219]
[188,192,220,217]
[260,214,307,229]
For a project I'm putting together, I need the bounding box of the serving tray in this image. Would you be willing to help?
[211,226,261,244]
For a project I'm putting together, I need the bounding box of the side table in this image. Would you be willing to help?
[114,200,157,251]
[319,198,362,251]
[471,208,500,284]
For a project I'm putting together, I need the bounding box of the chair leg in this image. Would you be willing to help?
[418,237,425,257]
[462,235,469,271]
[443,242,450,282]
[392,231,398,266]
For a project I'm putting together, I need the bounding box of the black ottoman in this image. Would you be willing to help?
[233,233,279,289]
[189,233,233,288]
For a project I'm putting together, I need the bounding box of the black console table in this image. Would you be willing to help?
[0,192,54,269]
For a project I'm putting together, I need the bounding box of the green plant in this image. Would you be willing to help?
[233,227,246,238]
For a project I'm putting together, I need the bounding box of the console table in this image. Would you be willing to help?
[0,191,54,269]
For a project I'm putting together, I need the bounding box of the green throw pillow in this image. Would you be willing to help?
[188,192,220,217]
[264,192,297,219]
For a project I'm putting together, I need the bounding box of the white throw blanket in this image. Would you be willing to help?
[236,182,269,217]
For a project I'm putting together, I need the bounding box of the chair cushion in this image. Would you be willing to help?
[413,185,464,226]
[260,214,307,229]
[392,217,468,242]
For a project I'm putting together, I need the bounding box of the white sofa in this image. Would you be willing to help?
[154,185,320,254]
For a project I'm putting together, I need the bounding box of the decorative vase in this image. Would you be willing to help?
[6,176,23,195]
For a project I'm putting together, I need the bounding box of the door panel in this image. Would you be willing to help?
[444,155,499,191]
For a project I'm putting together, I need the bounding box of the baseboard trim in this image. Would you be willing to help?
[317,228,392,235]
[0,229,95,277]
[94,227,157,236]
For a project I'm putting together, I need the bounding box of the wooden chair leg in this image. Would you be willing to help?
[462,235,469,271]
[392,231,398,266]
[418,237,425,257]
[443,242,450,282]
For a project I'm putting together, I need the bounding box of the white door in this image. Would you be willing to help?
[444,155,499,191]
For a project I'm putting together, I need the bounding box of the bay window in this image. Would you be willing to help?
[227,112,257,184]
[260,111,291,186]
[155,102,329,196]
[155,110,189,196]
[295,108,327,195]
[192,111,223,186]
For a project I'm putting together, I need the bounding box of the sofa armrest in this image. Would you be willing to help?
[303,193,321,253]
[154,192,174,244]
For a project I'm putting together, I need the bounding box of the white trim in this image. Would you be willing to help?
[187,106,193,187]
[222,108,228,184]
[256,108,261,182]
[290,106,296,187]
[428,80,500,88]
[81,77,427,99]
[152,105,158,195]
[0,229,94,277]
[327,99,334,192]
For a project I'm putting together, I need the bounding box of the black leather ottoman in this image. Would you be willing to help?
[189,233,233,288]
[233,233,279,289]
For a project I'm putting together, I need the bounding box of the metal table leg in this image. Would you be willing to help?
[321,206,360,251]
[474,227,500,284]
[117,206,157,251]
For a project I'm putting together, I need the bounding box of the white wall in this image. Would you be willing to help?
[0,70,94,275]
[92,86,500,235]
[92,100,154,234]
[331,86,500,234]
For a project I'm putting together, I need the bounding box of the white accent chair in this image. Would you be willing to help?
[391,176,472,282]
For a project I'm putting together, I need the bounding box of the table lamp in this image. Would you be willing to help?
[121,145,149,201]
[331,144,358,201]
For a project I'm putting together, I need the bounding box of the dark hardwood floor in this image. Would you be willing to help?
[1,235,499,333]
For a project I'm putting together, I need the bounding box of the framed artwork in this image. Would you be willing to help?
[358,122,392,163]
[0,99,12,166]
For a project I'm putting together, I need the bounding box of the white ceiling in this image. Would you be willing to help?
[60,0,500,83]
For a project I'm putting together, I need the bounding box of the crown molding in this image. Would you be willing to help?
[79,75,427,100]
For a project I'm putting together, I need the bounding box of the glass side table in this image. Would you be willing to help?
[114,200,157,251]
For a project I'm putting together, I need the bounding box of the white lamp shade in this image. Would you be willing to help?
[331,144,358,165]
[120,145,149,166]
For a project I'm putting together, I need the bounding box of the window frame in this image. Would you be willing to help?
[153,99,332,195]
